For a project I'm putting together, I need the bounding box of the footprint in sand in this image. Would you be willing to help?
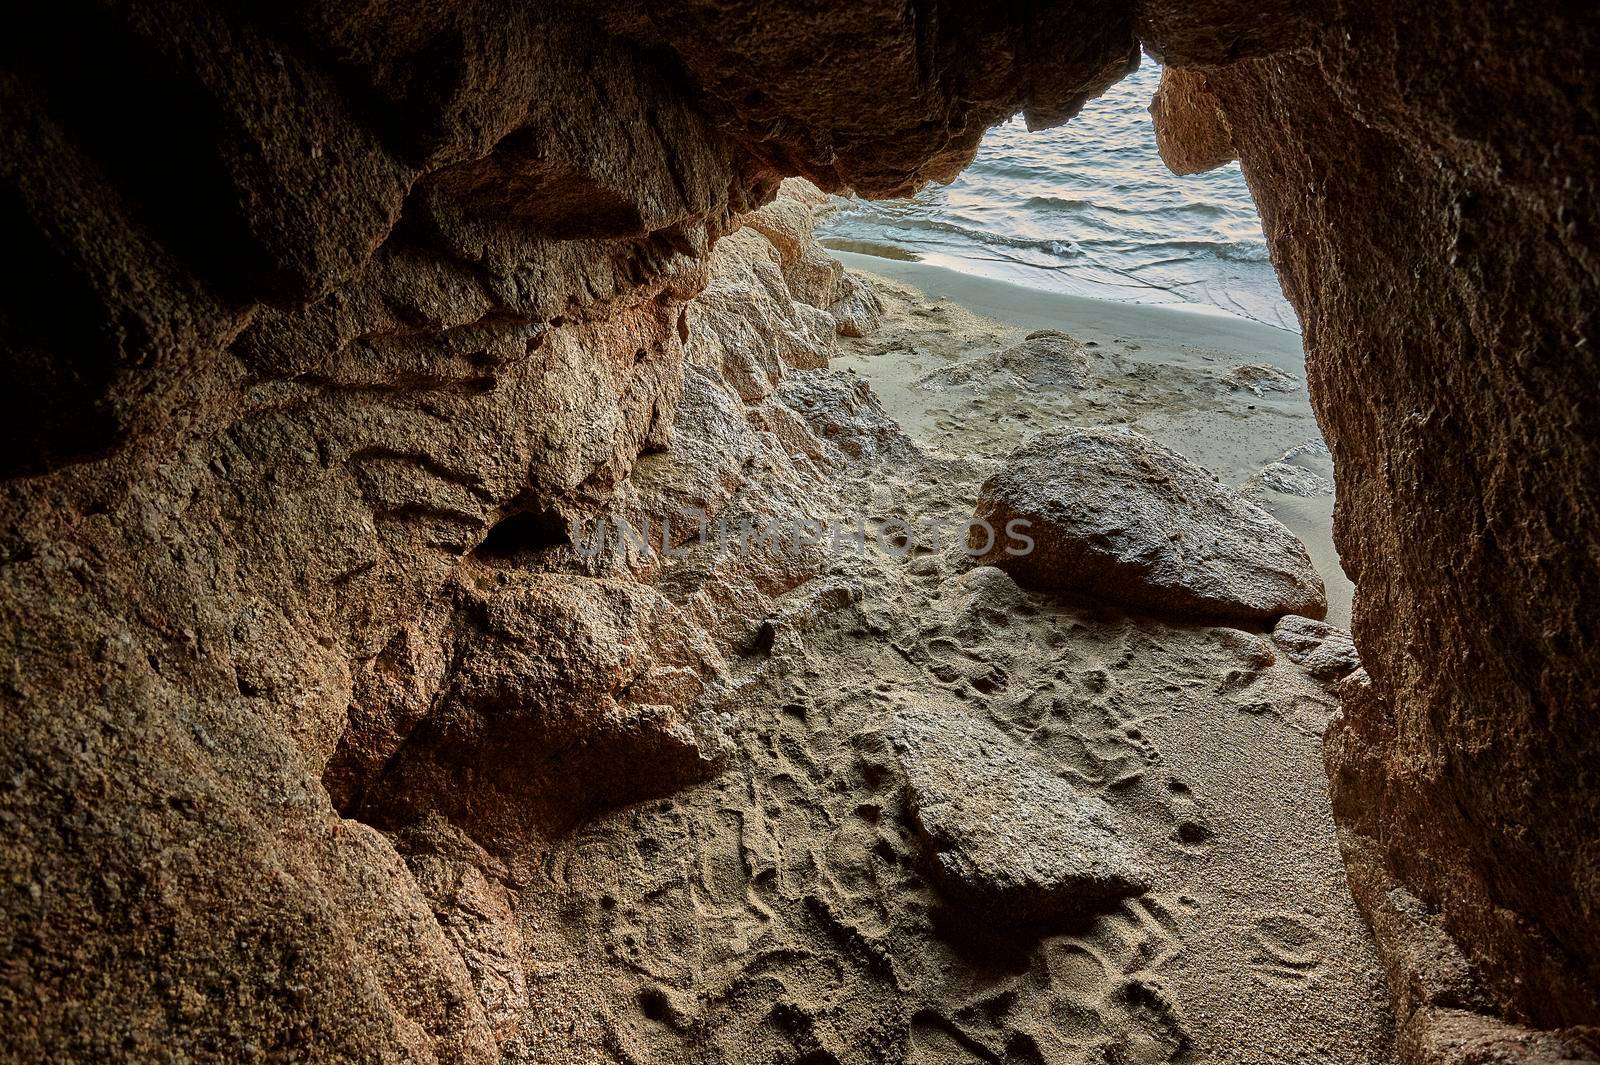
[906,894,1194,1064]
[989,659,1216,851]
[1247,912,1326,987]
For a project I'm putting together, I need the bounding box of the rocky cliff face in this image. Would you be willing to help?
[2,0,1597,1062]
[1150,1,1600,1057]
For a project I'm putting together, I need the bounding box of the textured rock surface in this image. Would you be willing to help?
[971,427,1327,620]
[1243,441,1336,500]
[0,65,872,1050]
[3,0,1599,1061]
[1143,0,1600,1054]
[1137,0,1320,67]
[741,178,885,337]
[894,694,1152,922]
[920,328,1095,391]
[1271,615,1361,685]
[1218,363,1298,396]
[1150,68,1236,176]
[613,0,1140,196]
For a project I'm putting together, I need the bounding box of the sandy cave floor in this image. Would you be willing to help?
[511,265,1393,1064]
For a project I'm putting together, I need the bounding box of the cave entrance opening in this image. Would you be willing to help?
[810,60,1351,626]
[686,64,1391,1055]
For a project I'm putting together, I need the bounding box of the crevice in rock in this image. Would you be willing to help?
[473,507,571,565]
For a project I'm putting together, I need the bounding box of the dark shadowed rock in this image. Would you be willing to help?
[971,427,1327,621]
[893,702,1151,922]
[615,0,1139,196]
[1137,0,1322,66]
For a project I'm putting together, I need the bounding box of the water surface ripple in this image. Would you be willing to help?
[817,62,1296,332]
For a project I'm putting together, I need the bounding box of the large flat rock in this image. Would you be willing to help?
[893,702,1151,922]
[971,427,1327,621]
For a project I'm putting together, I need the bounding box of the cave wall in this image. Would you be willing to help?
[0,1,1135,1059]
[1146,0,1600,1055]
[2,0,1598,1060]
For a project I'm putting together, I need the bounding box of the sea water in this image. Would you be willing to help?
[815,61,1296,333]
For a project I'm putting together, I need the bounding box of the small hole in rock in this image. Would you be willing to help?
[474,507,569,564]
[794,1052,840,1065]
[1177,820,1213,844]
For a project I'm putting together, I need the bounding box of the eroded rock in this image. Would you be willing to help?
[1150,68,1236,176]
[1149,0,1600,1044]
[770,370,920,465]
[921,328,1096,391]
[971,427,1328,620]
[616,0,1140,195]
[3,0,1598,1059]
[1219,363,1298,395]
[1272,614,1361,683]
[742,179,885,337]
[893,701,1151,922]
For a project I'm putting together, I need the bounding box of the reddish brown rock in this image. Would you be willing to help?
[608,0,1139,195]
[0,41,880,1042]
[1136,0,1322,66]
[2,0,1598,1061]
[1150,68,1236,176]
[1146,0,1600,1054]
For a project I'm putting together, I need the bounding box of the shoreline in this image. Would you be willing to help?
[831,252,1354,627]
[834,249,1303,350]
[826,241,1302,335]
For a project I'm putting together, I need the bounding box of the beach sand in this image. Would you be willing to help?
[831,251,1352,628]
[516,255,1392,1063]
